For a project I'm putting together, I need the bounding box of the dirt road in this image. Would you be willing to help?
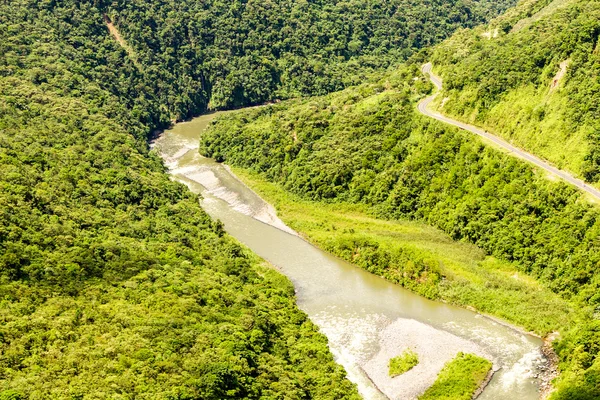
[418,63,600,201]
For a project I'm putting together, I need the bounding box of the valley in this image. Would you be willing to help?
[2,0,599,399]
[152,114,549,400]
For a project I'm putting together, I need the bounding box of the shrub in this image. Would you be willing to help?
[389,350,419,377]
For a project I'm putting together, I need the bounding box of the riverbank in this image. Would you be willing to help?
[153,114,557,398]
[224,165,571,398]
[540,333,560,399]
[473,368,496,399]
[222,166,561,399]
[220,165,559,399]
[229,166,577,337]
[214,163,535,400]
[363,318,492,399]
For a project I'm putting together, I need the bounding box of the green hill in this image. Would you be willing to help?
[105,0,518,113]
[431,0,600,183]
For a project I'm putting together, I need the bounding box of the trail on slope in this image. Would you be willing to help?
[418,63,600,202]
[550,59,570,90]
[104,15,142,70]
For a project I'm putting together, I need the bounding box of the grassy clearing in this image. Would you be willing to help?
[389,350,419,377]
[231,167,578,336]
[418,353,492,400]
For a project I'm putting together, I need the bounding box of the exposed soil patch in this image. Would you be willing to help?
[550,60,570,90]
[481,28,499,39]
[104,15,142,70]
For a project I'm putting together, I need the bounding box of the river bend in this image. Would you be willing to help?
[151,113,546,400]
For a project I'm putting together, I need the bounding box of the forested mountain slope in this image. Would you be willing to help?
[0,19,360,400]
[430,0,600,183]
[200,64,600,399]
[106,0,517,112]
[0,75,362,399]
[0,0,519,398]
[3,0,519,132]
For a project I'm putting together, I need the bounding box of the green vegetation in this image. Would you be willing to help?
[389,350,419,377]
[418,353,492,400]
[1,0,518,135]
[201,64,600,398]
[1,0,593,397]
[0,0,517,396]
[431,0,600,182]
[231,167,574,335]
[0,68,360,400]
[107,0,517,113]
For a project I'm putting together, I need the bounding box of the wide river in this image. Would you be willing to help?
[151,113,547,400]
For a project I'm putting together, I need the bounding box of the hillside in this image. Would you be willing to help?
[200,63,600,398]
[430,0,600,183]
[105,0,518,113]
[0,26,361,400]
[0,0,520,398]
[2,0,519,132]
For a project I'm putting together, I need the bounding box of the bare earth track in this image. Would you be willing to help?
[418,63,600,202]
[104,15,142,70]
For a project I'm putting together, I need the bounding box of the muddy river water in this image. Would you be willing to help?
[151,113,547,400]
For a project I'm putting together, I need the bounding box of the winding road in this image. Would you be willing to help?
[418,63,600,201]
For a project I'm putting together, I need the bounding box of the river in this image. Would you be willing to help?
[151,112,547,400]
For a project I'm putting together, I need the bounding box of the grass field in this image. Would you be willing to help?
[418,353,492,400]
[231,167,578,336]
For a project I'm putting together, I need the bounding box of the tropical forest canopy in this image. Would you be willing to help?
[106,0,517,112]
[3,0,519,131]
[0,0,519,398]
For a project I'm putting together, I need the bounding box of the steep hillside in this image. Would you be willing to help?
[106,0,517,112]
[200,64,600,399]
[3,0,518,131]
[431,0,600,183]
[0,33,362,400]
[0,1,361,398]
